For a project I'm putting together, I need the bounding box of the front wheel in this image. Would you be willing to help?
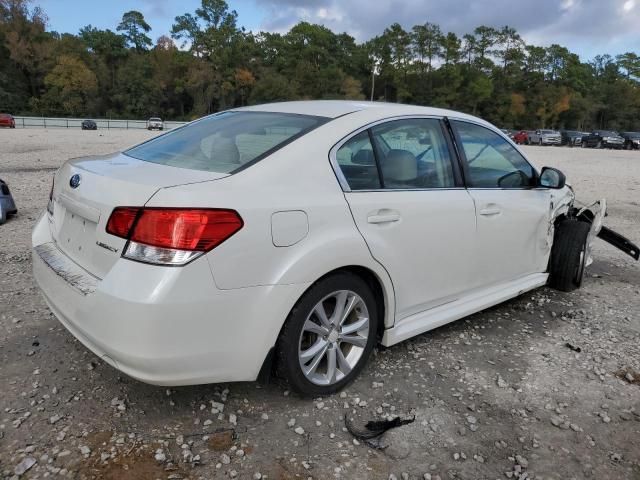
[276,272,378,396]
[548,219,591,292]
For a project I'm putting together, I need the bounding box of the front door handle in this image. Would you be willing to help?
[479,206,501,216]
[367,211,401,224]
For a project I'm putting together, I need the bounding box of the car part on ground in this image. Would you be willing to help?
[31,101,640,396]
[344,413,416,448]
[0,178,18,224]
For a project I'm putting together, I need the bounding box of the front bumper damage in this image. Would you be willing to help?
[574,199,639,261]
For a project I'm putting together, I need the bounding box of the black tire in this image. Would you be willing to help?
[276,272,378,396]
[548,219,591,292]
[0,206,6,225]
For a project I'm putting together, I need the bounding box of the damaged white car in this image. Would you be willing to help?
[32,101,639,396]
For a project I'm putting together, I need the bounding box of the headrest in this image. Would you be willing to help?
[352,149,374,165]
[382,149,417,182]
[211,137,240,164]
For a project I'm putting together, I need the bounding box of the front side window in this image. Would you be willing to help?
[370,118,455,189]
[126,111,326,173]
[452,120,535,188]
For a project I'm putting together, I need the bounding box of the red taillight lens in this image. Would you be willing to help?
[106,207,243,252]
[106,207,141,238]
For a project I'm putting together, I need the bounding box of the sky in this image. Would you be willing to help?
[38,0,640,60]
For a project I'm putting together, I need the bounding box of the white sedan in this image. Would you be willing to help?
[32,101,638,396]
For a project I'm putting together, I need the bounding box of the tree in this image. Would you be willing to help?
[117,10,152,51]
[1,2,638,131]
[37,55,97,115]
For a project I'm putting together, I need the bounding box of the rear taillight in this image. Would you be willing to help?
[106,207,243,265]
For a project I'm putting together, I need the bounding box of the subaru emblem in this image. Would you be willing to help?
[69,174,81,189]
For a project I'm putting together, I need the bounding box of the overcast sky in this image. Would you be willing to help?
[39,0,639,60]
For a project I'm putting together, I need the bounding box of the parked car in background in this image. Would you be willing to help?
[528,129,561,146]
[512,130,529,145]
[560,130,583,147]
[581,130,625,149]
[31,100,639,395]
[81,119,97,130]
[0,178,18,224]
[500,129,516,140]
[620,132,640,150]
[0,113,16,128]
[147,117,164,131]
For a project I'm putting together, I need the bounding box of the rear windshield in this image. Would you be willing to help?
[127,111,326,173]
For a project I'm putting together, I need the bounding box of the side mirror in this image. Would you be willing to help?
[539,167,566,189]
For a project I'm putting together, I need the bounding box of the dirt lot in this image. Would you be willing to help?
[1,128,639,480]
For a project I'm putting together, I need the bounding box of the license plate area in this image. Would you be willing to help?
[57,209,98,265]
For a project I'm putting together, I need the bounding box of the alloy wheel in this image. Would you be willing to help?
[298,290,369,386]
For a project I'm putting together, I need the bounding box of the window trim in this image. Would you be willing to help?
[329,115,464,193]
[448,118,540,190]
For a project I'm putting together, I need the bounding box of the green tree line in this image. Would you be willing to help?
[1,0,639,130]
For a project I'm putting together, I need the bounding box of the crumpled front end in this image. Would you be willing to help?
[553,191,639,263]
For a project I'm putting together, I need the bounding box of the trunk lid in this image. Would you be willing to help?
[49,152,227,278]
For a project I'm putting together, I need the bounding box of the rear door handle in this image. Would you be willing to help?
[367,212,401,224]
[479,206,501,216]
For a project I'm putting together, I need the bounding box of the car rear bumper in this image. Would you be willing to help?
[32,214,308,386]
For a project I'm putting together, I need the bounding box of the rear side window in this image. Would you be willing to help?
[335,118,455,191]
[370,118,454,189]
[452,120,535,188]
[126,112,326,173]
[335,131,381,190]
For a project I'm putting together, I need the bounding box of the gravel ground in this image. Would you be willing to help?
[1,129,639,480]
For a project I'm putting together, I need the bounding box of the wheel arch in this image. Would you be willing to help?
[258,263,395,385]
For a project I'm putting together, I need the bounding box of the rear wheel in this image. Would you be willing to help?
[0,206,6,225]
[276,272,378,396]
[548,219,591,292]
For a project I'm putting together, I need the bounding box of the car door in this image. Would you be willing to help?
[332,118,477,320]
[450,119,551,287]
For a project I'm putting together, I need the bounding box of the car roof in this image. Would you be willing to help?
[233,100,486,124]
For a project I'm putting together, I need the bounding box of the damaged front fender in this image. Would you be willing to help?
[574,199,640,261]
